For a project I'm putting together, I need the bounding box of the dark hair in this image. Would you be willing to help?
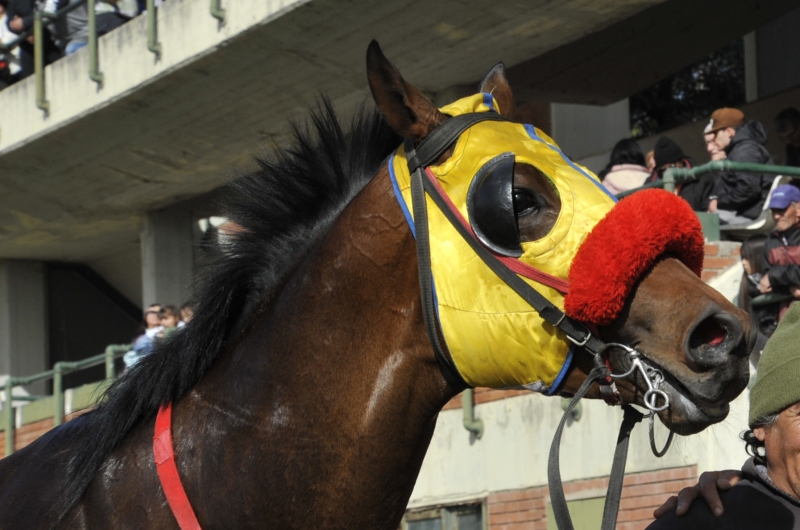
[738,234,768,313]
[50,99,401,522]
[0,0,8,9]
[742,413,779,460]
[775,107,800,134]
[598,139,646,180]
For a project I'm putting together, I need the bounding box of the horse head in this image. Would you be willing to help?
[367,41,755,437]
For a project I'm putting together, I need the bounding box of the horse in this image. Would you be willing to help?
[0,41,755,529]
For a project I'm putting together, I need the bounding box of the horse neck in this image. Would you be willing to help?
[185,168,456,526]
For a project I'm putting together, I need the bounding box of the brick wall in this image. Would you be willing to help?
[702,241,741,281]
[488,466,697,530]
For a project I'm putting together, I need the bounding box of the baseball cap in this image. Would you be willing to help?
[708,108,744,133]
[768,185,800,209]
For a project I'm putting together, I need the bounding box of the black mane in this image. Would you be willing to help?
[56,100,401,519]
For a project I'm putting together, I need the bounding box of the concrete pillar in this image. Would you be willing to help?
[551,99,630,173]
[550,99,630,159]
[743,32,758,103]
[0,261,48,382]
[756,6,800,99]
[141,203,195,309]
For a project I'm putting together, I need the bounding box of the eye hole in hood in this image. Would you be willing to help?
[467,152,523,257]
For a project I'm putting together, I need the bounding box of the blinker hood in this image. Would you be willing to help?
[388,93,704,391]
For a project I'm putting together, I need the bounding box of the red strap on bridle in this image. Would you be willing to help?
[424,168,571,294]
[154,403,202,530]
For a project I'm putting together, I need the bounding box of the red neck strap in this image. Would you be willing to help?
[424,168,571,294]
[154,403,202,530]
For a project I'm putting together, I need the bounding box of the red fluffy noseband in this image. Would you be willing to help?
[564,189,704,325]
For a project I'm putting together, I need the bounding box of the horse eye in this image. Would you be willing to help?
[513,189,539,216]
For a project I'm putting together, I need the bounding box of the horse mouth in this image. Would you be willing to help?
[614,351,747,436]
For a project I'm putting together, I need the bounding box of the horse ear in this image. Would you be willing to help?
[366,40,445,141]
[479,63,515,119]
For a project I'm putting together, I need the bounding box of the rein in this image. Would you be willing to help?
[404,112,673,530]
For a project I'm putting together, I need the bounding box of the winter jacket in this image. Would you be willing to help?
[647,457,800,529]
[601,164,649,195]
[764,223,800,294]
[6,0,36,33]
[713,121,775,219]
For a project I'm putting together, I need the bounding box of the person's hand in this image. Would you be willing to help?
[26,35,34,44]
[711,151,727,161]
[653,470,742,518]
[707,199,718,213]
[758,274,772,294]
[8,15,24,32]
[790,285,800,298]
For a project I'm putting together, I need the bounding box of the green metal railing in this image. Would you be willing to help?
[0,0,228,111]
[616,160,800,199]
[2,344,130,456]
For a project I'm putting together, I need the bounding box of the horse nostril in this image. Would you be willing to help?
[686,313,743,369]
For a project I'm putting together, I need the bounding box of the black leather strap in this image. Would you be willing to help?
[407,113,511,172]
[548,358,644,530]
[408,142,470,390]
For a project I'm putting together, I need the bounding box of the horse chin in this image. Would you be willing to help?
[654,376,733,436]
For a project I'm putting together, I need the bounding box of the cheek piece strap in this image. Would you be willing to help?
[403,112,657,530]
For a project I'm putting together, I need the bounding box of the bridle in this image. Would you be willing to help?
[148,110,676,530]
[404,112,673,530]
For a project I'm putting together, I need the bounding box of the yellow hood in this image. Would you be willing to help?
[388,93,618,391]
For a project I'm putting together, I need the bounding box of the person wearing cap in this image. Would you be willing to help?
[648,304,800,529]
[706,108,774,225]
[650,136,714,212]
[757,185,800,307]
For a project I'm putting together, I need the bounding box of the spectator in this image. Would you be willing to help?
[180,302,193,325]
[0,0,21,86]
[704,122,726,161]
[757,185,800,319]
[651,136,714,212]
[648,304,800,528]
[645,150,656,173]
[706,108,774,225]
[738,234,778,338]
[158,305,180,338]
[5,0,61,80]
[46,0,130,55]
[123,303,162,368]
[775,107,800,174]
[598,139,649,195]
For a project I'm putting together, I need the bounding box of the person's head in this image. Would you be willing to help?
[746,304,800,497]
[180,302,194,323]
[159,305,180,328]
[707,108,744,152]
[703,122,726,161]
[0,0,7,16]
[645,150,655,172]
[775,107,800,147]
[768,185,800,232]
[653,137,687,176]
[144,304,162,329]
[608,138,646,167]
[741,234,768,276]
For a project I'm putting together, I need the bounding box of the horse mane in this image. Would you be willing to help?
[54,99,401,520]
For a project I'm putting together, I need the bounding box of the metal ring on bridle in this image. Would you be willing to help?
[649,412,674,457]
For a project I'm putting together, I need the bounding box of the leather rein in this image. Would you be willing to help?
[150,112,672,530]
